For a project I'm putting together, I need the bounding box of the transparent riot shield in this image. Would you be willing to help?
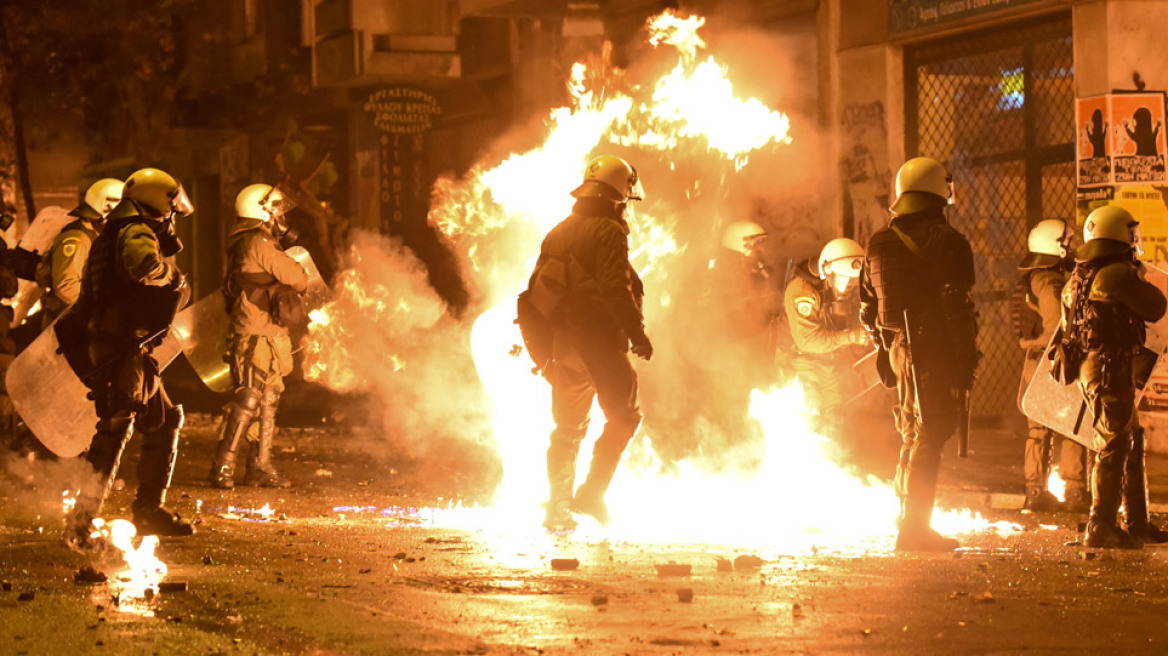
[174,246,327,393]
[6,325,184,458]
[1022,265,1168,449]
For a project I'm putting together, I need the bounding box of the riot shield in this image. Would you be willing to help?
[6,325,184,457]
[175,246,327,393]
[1022,265,1168,449]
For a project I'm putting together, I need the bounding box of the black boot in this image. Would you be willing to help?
[1085,452,1139,549]
[243,388,290,487]
[1023,487,1063,512]
[209,388,261,489]
[1063,486,1091,514]
[544,436,581,530]
[894,442,958,552]
[66,415,135,550]
[132,405,193,537]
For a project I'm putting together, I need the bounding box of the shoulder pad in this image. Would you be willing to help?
[1089,262,1136,302]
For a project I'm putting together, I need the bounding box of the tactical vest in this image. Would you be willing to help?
[865,224,942,329]
[1062,257,1146,358]
[81,217,182,342]
[1010,270,1043,340]
[223,230,278,314]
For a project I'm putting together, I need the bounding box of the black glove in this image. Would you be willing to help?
[630,334,653,361]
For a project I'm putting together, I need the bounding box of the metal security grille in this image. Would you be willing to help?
[906,14,1075,419]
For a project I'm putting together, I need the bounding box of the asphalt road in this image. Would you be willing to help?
[4,414,1168,655]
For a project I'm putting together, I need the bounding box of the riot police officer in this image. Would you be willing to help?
[1061,205,1167,548]
[527,155,651,530]
[784,238,870,427]
[63,168,194,545]
[36,178,124,327]
[859,157,979,552]
[1015,219,1088,512]
[209,183,308,489]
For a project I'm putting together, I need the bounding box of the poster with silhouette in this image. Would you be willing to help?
[1112,93,1167,185]
[1075,95,1111,187]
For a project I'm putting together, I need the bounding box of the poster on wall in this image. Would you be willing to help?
[361,87,442,235]
[1111,92,1167,185]
[1075,95,1111,187]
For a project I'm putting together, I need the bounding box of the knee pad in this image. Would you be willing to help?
[233,386,263,413]
[260,383,283,408]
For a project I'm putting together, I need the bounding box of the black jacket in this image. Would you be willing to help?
[535,198,646,351]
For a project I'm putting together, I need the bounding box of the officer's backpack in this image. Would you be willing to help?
[516,253,593,373]
[1009,270,1043,340]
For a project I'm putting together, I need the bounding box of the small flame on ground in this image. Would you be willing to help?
[1047,468,1067,503]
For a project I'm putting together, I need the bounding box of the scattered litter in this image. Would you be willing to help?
[392,552,407,560]
[551,558,579,571]
[159,582,188,593]
[862,628,872,637]
[590,594,608,606]
[315,469,333,478]
[655,563,691,577]
[1,581,10,591]
[716,558,732,572]
[17,592,34,602]
[792,603,804,618]
[676,588,694,603]
[974,591,995,603]
[1082,552,1097,561]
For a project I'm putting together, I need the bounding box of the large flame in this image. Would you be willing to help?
[303,10,1010,552]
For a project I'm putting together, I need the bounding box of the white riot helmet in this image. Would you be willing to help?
[70,178,124,219]
[570,155,644,203]
[721,220,767,255]
[1020,219,1072,269]
[1084,205,1142,255]
[890,157,953,215]
[110,168,194,220]
[236,184,294,226]
[818,237,865,292]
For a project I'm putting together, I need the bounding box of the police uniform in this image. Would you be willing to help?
[63,203,190,541]
[209,218,308,489]
[37,217,99,328]
[859,206,978,551]
[783,260,868,417]
[1017,265,1088,510]
[1063,238,1166,546]
[538,196,649,527]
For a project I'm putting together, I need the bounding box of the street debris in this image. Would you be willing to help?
[734,555,764,570]
[551,558,579,571]
[159,581,188,593]
[676,588,694,603]
[73,567,107,584]
[17,591,34,602]
[716,558,733,572]
[591,594,608,606]
[315,469,334,478]
[792,603,804,618]
[974,591,995,603]
[655,563,691,577]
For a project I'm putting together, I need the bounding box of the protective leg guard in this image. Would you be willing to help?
[243,387,290,488]
[132,405,193,537]
[544,435,583,530]
[65,414,135,551]
[209,387,262,489]
[894,441,958,552]
[1086,452,1138,549]
[571,423,634,526]
[1122,428,1168,544]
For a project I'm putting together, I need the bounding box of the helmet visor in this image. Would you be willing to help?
[627,166,644,202]
[170,184,194,217]
[264,188,296,218]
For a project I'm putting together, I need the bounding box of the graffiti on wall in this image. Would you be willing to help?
[840,101,893,244]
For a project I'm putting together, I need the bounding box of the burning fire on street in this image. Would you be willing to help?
[303,10,1019,554]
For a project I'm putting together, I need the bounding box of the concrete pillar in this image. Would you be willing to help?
[1074,0,1168,97]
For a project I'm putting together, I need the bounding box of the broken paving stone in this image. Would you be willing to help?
[144,588,155,601]
[1,581,11,591]
[792,603,804,618]
[655,563,692,577]
[591,595,608,606]
[314,469,333,478]
[1082,552,1098,560]
[551,559,579,571]
[392,552,408,560]
[974,591,995,603]
[74,567,108,584]
[17,592,34,602]
[715,558,733,573]
[734,555,764,571]
[159,582,188,593]
[676,588,694,603]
